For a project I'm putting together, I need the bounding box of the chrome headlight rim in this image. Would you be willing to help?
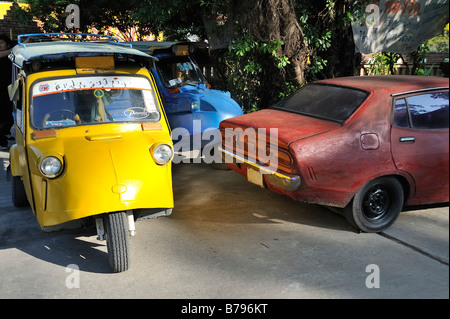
[38,154,64,178]
[191,100,200,111]
[152,143,174,166]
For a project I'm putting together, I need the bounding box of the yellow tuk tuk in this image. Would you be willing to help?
[8,33,174,272]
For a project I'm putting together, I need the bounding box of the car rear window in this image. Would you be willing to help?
[271,84,368,122]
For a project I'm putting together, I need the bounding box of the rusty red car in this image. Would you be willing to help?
[219,76,449,233]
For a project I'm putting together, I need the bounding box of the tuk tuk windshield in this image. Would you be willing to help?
[31,76,160,129]
[157,56,207,88]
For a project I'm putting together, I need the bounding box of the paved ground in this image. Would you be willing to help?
[0,143,448,301]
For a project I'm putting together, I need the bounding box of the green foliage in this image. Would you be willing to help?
[12,0,355,113]
[132,0,206,41]
[366,53,390,75]
[427,24,449,53]
[366,39,440,77]
[224,0,368,112]
[296,6,331,80]
[225,1,354,113]
[366,52,399,75]
[14,0,446,114]
[295,0,361,80]
[407,42,432,76]
[12,0,172,39]
[226,36,300,113]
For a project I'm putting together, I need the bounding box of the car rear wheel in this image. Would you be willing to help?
[344,177,404,233]
[105,211,130,272]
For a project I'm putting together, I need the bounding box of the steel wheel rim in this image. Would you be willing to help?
[362,185,391,220]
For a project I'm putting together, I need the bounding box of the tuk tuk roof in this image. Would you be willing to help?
[125,41,208,55]
[10,41,155,69]
[126,41,181,52]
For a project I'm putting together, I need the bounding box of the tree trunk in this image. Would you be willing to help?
[292,59,306,84]
[237,0,310,85]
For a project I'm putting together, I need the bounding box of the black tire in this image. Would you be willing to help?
[344,177,404,233]
[12,175,29,207]
[105,211,130,272]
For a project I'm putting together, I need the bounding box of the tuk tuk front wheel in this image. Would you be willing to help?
[105,211,130,272]
[12,175,29,207]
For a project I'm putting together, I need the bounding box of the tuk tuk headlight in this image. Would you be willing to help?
[191,100,199,111]
[39,156,63,178]
[152,144,173,165]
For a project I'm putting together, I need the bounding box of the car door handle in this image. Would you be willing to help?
[399,137,415,143]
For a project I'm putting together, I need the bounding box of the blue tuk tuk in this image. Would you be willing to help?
[127,41,243,151]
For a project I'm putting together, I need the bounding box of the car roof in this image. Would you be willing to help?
[317,75,449,96]
[10,41,153,68]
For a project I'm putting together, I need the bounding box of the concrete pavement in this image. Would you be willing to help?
[0,145,448,300]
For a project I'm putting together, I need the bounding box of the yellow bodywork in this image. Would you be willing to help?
[10,67,174,227]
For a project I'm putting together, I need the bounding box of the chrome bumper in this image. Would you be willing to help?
[219,147,301,191]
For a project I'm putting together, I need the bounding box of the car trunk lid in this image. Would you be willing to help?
[220,109,341,173]
[220,109,341,149]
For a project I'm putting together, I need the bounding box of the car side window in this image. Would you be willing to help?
[394,98,409,128]
[408,92,449,129]
[394,92,449,129]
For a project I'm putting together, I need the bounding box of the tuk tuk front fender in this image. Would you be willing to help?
[9,144,22,177]
[27,128,174,227]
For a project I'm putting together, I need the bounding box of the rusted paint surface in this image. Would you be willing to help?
[220,76,449,209]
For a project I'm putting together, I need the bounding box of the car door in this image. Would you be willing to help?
[391,90,449,205]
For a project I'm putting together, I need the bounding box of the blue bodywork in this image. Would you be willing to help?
[128,41,243,149]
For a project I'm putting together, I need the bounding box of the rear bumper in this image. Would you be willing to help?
[219,147,301,191]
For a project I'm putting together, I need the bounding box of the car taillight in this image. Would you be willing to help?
[275,148,293,168]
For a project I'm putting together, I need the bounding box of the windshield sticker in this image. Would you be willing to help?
[124,107,151,119]
[39,83,49,93]
[33,76,152,97]
[169,78,182,87]
[45,120,76,128]
[142,90,158,112]
[93,89,105,98]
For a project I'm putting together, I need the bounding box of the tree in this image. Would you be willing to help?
[195,0,311,111]
[237,0,309,85]
[124,0,313,111]
[12,0,361,112]
[132,0,206,40]
[428,23,449,53]
[12,0,155,41]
